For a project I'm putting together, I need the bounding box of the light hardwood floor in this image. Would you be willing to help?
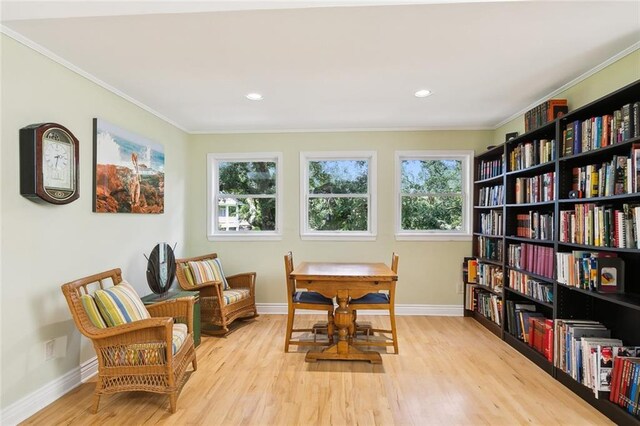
[23,315,612,425]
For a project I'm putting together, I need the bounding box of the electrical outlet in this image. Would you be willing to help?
[44,340,55,361]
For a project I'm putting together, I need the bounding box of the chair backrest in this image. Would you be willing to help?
[391,252,399,274]
[175,252,218,290]
[284,251,296,302]
[61,268,124,337]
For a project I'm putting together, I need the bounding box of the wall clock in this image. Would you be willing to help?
[20,123,80,204]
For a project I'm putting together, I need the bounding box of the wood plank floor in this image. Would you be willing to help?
[22,315,612,425]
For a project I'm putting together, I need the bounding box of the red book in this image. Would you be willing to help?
[620,359,633,407]
[528,317,536,347]
[544,319,554,362]
[611,357,624,404]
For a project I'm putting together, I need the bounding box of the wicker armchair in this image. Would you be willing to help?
[175,253,258,335]
[61,269,197,414]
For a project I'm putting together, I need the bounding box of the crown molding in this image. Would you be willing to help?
[493,41,640,130]
[0,25,189,133]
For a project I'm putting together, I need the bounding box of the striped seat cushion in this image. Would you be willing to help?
[80,294,107,328]
[293,291,333,305]
[222,288,251,305]
[94,281,150,327]
[172,323,188,355]
[350,292,390,304]
[187,258,229,290]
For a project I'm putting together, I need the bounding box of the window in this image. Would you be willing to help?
[395,150,472,240]
[207,152,282,240]
[300,151,377,240]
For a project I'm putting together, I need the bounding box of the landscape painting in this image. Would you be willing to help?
[93,118,164,213]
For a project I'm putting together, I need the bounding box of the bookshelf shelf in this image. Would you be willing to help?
[557,192,640,204]
[506,160,555,177]
[474,174,503,185]
[473,283,503,296]
[505,235,554,245]
[468,79,640,424]
[504,286,553,309]
[505,266,554,284]
[503,332,554,375]
[557,241,640,254]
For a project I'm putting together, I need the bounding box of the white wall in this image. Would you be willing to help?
[186,131,492,306]
[0,35,189,409]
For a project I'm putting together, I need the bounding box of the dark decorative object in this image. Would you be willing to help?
[568,190,581,199]
[596,257,625,293]
[505,132,519,142]
[145,243,176,295]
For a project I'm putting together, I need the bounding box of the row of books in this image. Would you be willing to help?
[474,288,502,326]
[515,211,553,240]
[558,203,639,249]
[561,102,640,157]
[554,319,640,408]
[507,243,554,279]
[610,354,640,416]
[477,236,502,261]
[478,184,503,207]
[479,210,503,236]
[504,301,553,360]
[477,157,504,181]
[524,99,568,132]
[569,154,638,198]
[514,172,555,204]
[508,139,556,172]
[507,270,553,303]
[465,283,477,310]
[556,251,624,292]
[477,263,503,292]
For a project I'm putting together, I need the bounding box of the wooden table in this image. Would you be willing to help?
[290,262,397,363]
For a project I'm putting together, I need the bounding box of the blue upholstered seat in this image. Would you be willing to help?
[293,291,333,305]
[350,292,390,304]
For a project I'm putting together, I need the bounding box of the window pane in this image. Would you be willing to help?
[308,160,368,194]
[217,197,276,231]
[308,198,368,231]
[401,195,463,231]
[219,161,276,195]
[401,159,462,194]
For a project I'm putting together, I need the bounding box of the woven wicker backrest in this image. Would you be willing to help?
[61,268,123,337]
[175,252,218,290]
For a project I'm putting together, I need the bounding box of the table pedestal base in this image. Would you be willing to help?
[304,343,382,364]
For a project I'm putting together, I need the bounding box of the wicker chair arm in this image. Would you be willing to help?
[226,272,256,293]
[146,297,195,334]
[89,317,173,340]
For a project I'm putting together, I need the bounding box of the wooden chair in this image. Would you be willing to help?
[350,253,399,354]
[61,269,197,413]
[284,251,335,352]
[175,253,258,335]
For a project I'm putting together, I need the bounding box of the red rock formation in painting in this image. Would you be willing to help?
[95,164,164,213]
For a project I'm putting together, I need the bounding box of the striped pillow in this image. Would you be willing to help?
[80,294,107,329]
[187,258,229,290]
[94,280,150,327]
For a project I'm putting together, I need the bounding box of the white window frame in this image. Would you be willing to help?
[395,150,473,241]
[300,151,377,241]
[207,152,283,241]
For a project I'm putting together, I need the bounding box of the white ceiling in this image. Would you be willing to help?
[2,1,639,133]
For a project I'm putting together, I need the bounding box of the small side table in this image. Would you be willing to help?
[141,290,201,347]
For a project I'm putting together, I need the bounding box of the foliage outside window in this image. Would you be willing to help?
[396,151,472,240]
[301,152,377,240]
[208,153,282,240]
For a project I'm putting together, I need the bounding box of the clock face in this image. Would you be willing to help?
[42,129,75,195]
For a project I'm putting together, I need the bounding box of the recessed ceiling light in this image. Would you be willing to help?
[246,93,263,101]
[414,89,432,98]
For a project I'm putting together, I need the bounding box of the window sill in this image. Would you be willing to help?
[300,233,377,242]
[395,233,472,242]
[207,233,283,242]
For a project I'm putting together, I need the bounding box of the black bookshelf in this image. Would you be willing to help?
[469,79,640,424]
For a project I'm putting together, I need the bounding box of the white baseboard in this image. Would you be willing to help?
[1,362,84,425]
[80,356,99,383]
[257,303,463,316]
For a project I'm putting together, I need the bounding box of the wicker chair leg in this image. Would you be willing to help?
[192,356,198,371]
[169,393,178,413]
[91,393,101,414]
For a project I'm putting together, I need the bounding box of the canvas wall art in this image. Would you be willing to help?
[93,118,165,213]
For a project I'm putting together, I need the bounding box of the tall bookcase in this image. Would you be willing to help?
[465,79,640,425]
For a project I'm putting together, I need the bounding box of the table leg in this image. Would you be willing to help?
[305,289,381,364]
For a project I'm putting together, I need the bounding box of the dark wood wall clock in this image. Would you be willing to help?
[20,123,80,204]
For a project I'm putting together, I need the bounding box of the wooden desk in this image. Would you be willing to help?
[290,262,397,363]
